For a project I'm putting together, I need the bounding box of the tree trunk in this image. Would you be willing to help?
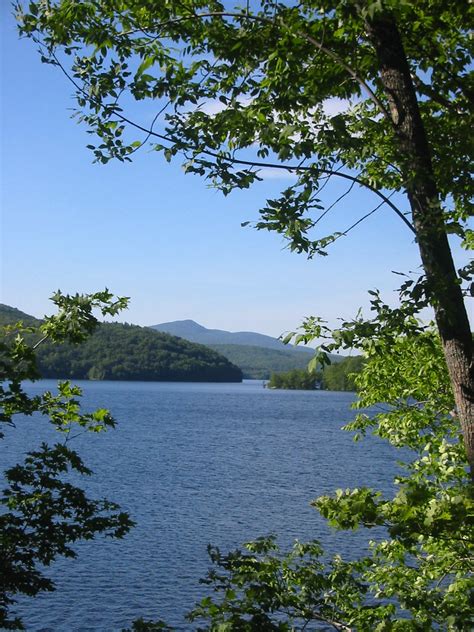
[365,13,474,480]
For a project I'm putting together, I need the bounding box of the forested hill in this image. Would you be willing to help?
[0,304,39,326]
[0,305,243,383]
[150,319,343,379]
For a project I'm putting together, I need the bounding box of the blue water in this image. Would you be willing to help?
[2,380,401,630]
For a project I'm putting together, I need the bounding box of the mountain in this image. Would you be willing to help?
[150,319,314,353]
[0,305,242,383]
[207,344,319,380]
[0,304,39,326]
[150,319,343,379]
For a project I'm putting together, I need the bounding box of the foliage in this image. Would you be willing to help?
[187,537,364,631]
[312,307,474,629]
[322,355,364,392]
[0,305,243,383]
[123,619,174,632]
[14,0,472,246]
[268,368,321,390]
[0,291,134,629]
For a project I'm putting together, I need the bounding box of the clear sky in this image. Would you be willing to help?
[1,5,470,338]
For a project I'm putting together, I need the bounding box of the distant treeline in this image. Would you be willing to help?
[268,369,321,390]
[322,356,365,391]
[268,356,365,391]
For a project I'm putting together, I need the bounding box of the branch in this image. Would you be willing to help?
[307,180,355,229]
[217,154,414,233]
[128,9,391,121]
[297,30,389,120]
[310,612,353,632]
[32,335,48,350]
[342,195,390,236]
[47,45,414,234]
[411,73,463,113]
[318,191,398,249]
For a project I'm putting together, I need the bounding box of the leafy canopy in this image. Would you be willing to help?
[16,0,473,258]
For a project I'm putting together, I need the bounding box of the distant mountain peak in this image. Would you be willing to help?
[152,319,209,333]
[171,319,202,326]
[150,319,313,354]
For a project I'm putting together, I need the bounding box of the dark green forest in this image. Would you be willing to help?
[268,368,322,390]
[0,305,38,327]
[321,356,365,391]
[0,305,242,382]
[268,356,365,391]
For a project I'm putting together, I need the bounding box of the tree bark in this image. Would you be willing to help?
[365,13,474,480]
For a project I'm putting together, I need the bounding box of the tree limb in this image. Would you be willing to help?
[126,9,391,121]
[47,44,414,234]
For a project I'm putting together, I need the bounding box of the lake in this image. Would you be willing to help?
[2,380,401,630]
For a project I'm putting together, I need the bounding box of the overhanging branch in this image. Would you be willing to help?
[126,9,391,121]
[48,44,414,235]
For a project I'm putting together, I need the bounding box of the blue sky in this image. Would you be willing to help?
[1,6,469,338]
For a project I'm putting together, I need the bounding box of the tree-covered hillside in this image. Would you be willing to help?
[0,305,242,383]
[208,343,320,379]
[0,305,39,327]
[150,326,343,379]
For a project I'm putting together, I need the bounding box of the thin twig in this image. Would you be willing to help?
[125,9,391,120]
[32,335,48,350]
[44,43,414,234]
[313,180,356,228]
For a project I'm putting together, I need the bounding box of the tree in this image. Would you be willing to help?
[322,355,364,391]
[16,0,473,474]
[0,290,134,629]
[268,367,321,389]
